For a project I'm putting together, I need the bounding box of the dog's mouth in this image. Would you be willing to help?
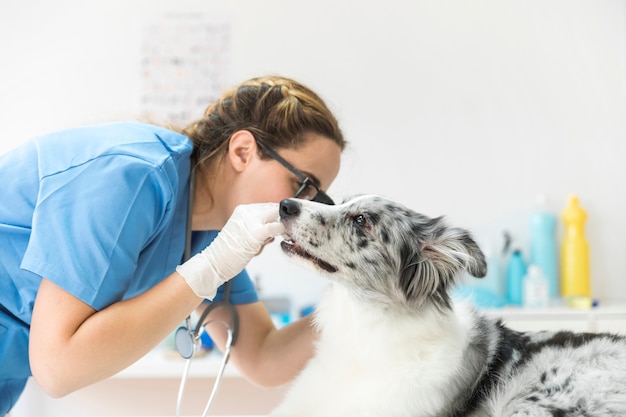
[280,238,338,273]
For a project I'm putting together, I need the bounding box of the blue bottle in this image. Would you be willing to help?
[506,250,527,306]
[474,244,504,297]
[530,198,559,298]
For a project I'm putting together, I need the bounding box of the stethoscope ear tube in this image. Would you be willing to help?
[193,282,238,346]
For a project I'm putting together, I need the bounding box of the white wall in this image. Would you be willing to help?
[1,0,625,305]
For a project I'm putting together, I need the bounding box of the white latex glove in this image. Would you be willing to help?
[177,203,285,299]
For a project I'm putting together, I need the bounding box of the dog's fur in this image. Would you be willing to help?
[270,195,626,417]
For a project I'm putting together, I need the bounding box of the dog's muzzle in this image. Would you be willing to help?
[278,198,338,274]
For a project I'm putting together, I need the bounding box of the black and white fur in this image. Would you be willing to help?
[270,195,626,417]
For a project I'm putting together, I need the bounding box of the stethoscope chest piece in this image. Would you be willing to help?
[175,326,198,360]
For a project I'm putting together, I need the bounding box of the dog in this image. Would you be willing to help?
[269,195,626,417]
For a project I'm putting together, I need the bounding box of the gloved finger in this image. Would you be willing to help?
[253,203,280,223]
[233,203,280,225]
[253,221,286,241]
[264,221,286,236]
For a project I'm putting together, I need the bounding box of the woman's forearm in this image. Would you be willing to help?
[205,301,317,388]
[29,273,202,397]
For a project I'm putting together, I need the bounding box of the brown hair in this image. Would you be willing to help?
[182,75,346,173]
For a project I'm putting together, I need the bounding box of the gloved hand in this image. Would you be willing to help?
[177,203,285,299]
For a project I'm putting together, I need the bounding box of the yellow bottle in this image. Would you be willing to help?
[560,195,590,299]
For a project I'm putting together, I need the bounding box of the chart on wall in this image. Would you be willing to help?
[139,12,231,128]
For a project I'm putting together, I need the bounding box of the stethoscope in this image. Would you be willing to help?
[174,170,239,417]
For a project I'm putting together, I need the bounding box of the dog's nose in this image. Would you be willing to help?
[279,199,301,218]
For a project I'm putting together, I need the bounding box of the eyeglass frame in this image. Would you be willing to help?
[253,136,335,205]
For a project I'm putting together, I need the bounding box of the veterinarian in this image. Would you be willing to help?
[0,75,346,414]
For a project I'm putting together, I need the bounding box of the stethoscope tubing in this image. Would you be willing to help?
[175,168,239,417]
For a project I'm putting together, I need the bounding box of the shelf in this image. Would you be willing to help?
[483,303,626,320]
[481,303,626,333]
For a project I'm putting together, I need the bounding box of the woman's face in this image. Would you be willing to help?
[240,132,342,206]
[192,131,342,231]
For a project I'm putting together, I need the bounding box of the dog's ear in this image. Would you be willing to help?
[398,217,487,310]
[420,225,488,279]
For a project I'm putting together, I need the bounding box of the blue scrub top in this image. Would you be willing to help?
[0,121,258,412]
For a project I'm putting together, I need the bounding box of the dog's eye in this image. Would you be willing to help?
[354,214,367,227]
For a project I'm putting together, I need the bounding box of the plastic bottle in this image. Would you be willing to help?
[478,243,504,298]
[523,265,549,308]
[529,195,559,299]
[561,195,590,299]
[505,250,526,306]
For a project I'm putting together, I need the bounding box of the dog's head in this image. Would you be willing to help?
[279,195,487,312]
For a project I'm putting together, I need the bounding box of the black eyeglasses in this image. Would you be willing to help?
[255,137,335,205]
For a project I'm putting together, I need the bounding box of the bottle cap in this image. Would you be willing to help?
[526,264,543,278]
[563,195,587,225]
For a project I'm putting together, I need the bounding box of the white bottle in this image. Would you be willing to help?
[529,194,559,299]
[523,265,549,308]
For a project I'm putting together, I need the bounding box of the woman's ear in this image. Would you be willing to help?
[227,130,258,172]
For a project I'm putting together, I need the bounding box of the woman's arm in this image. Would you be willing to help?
[29,273,203,398]
[202,301,317,387]
[29,202,284,397]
